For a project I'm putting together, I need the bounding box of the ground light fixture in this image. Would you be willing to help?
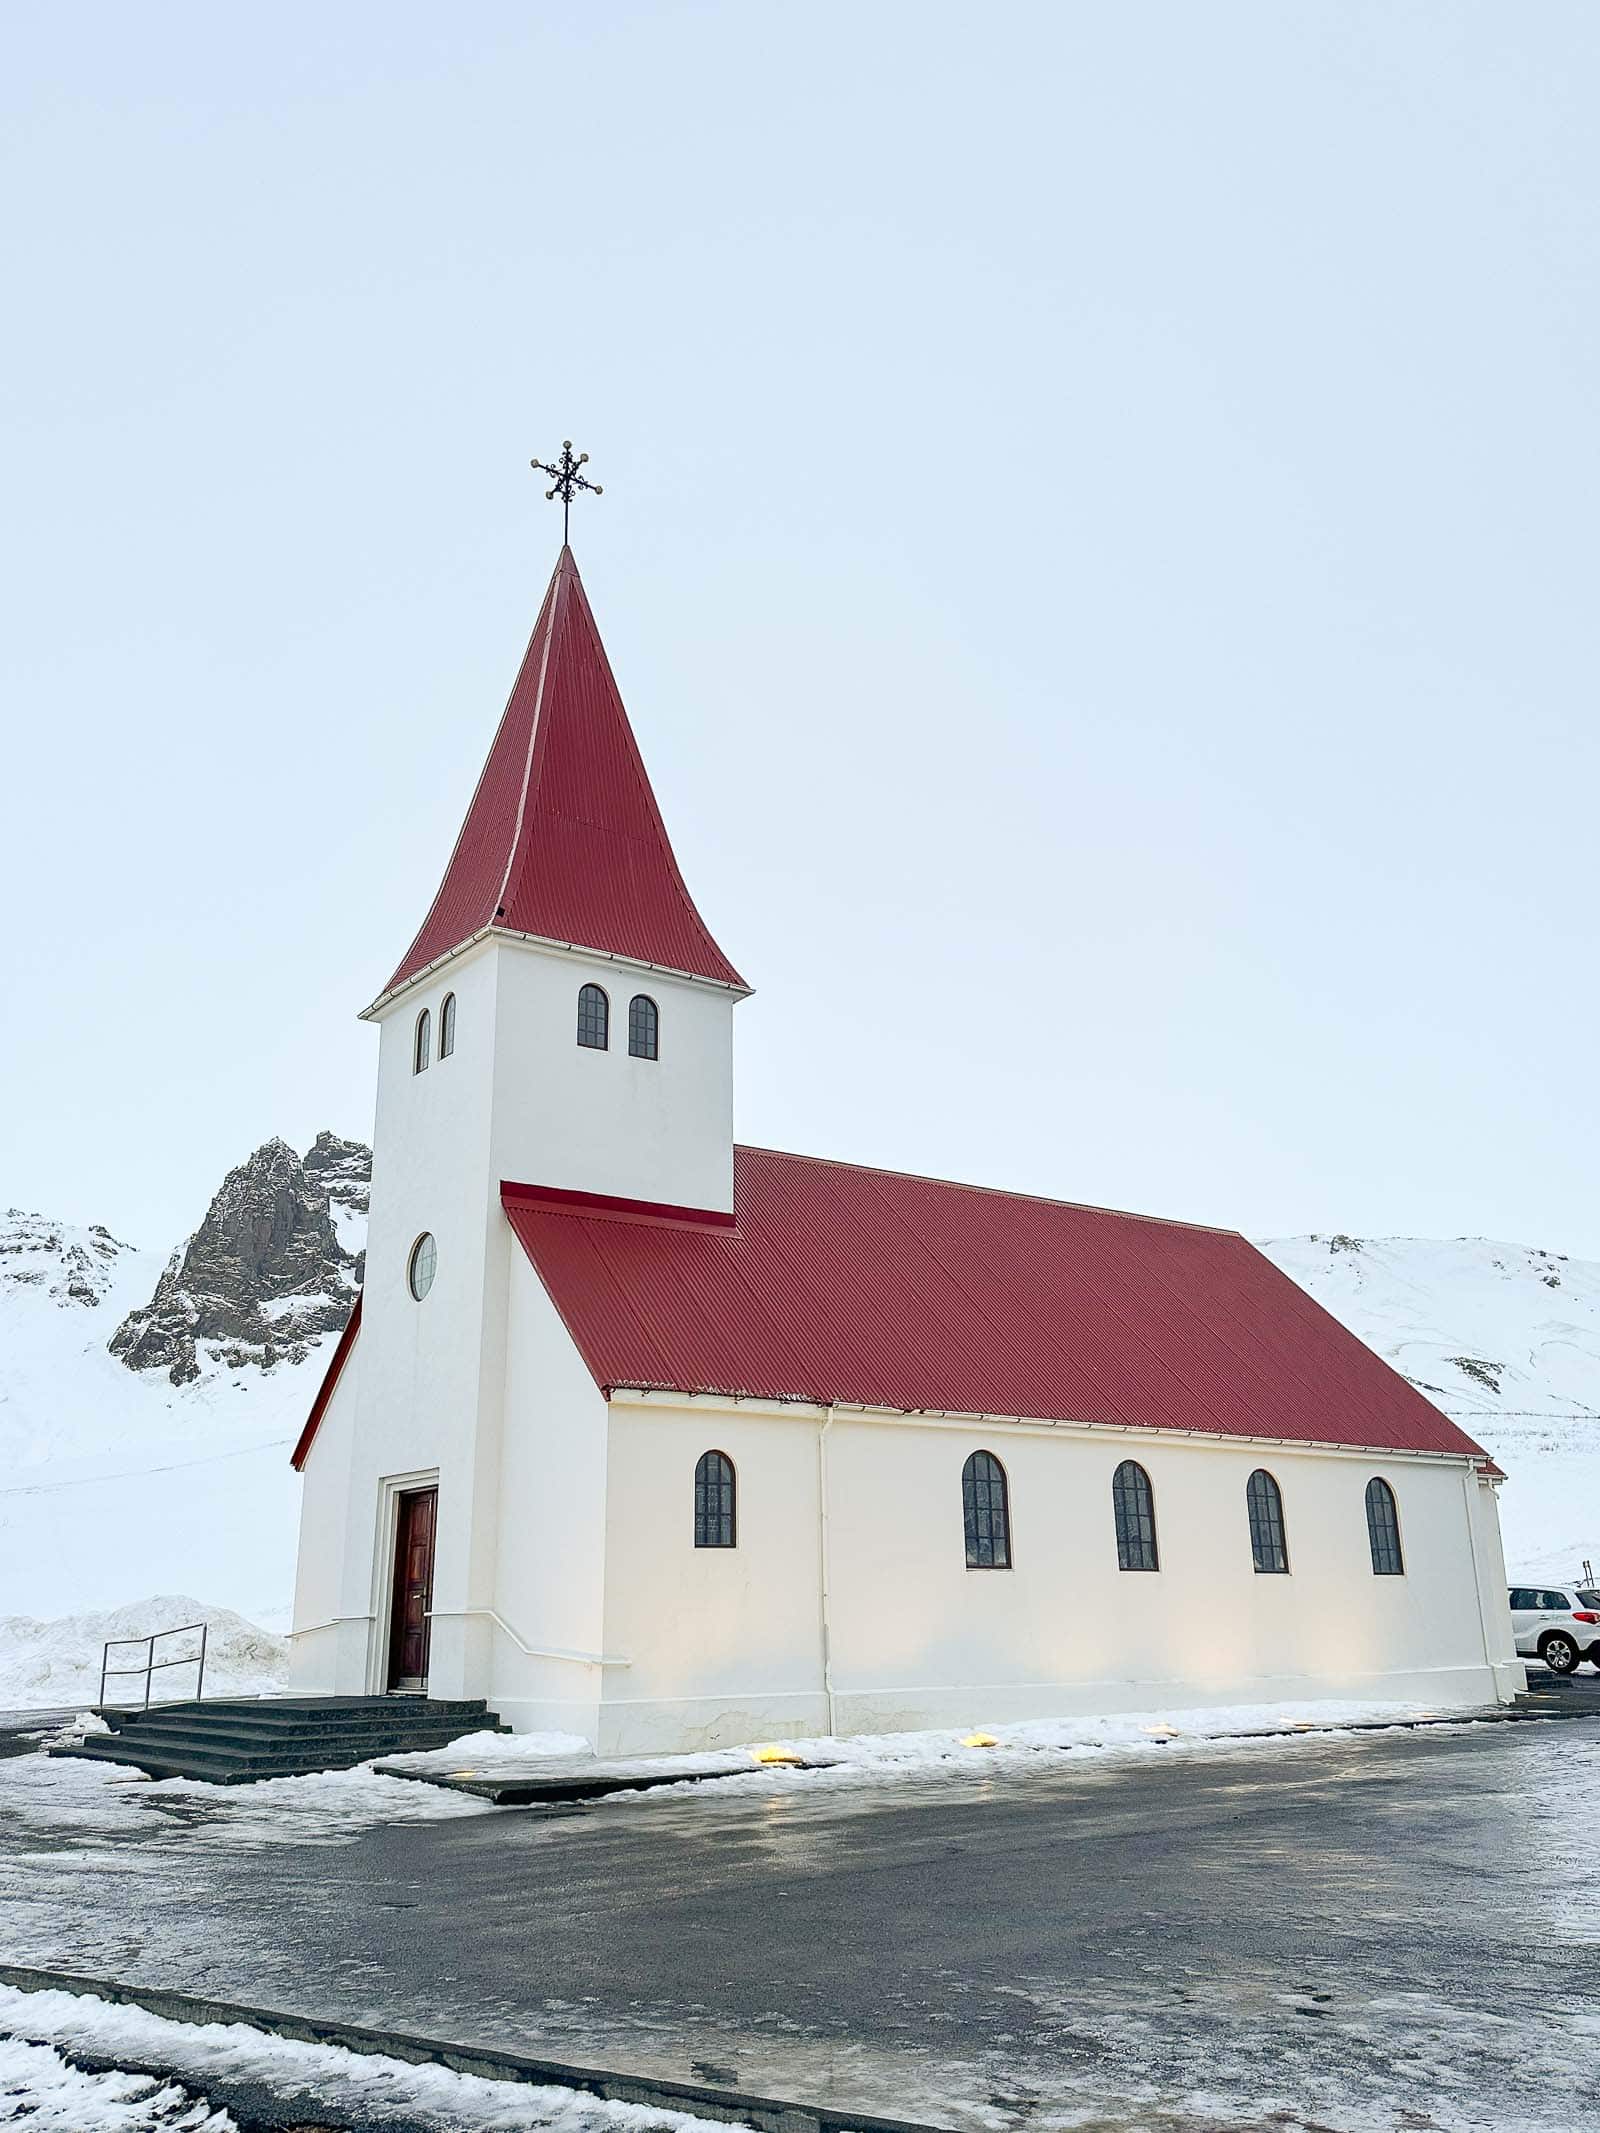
[749,1744,806,1765]
[961,1732,999,1747]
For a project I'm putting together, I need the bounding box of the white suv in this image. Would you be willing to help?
[1507,1585,1600,1675]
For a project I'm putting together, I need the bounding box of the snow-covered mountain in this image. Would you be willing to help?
[1259,1235,1600,1585]
[0,1134,368,1628]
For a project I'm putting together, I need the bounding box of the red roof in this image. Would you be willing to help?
[381,547,744,1001]
[500,1150,1492,1462]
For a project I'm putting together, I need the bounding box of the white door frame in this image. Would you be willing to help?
[369,1468,441,1694]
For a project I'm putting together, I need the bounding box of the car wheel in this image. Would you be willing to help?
[1541,1634,1580,1675]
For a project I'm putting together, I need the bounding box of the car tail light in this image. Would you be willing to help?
[1572,1611,1600,1625]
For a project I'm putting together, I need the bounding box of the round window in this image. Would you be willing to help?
[408,1233,437,1300]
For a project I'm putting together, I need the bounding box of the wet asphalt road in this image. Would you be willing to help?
[7,1713,1600,2133]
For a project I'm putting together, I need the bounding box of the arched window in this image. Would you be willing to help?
[1365,1476,1404,1576]
[694,1450,736,1548]
[1246,1469,1288,1574]
[628,994,659,1061]
[439,992,456,1059]
[413,1009,431,1074]
[577,984,609,1050]
[962,1450,1011,1569]
[1112,1460,1159,1571]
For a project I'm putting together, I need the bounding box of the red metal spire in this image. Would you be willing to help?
[378,548,745,1003]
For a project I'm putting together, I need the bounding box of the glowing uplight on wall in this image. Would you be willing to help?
[961,1732,998,1748]
[749,1744,805,1765]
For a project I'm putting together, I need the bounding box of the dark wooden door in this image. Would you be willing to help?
[386,1487,437,1690]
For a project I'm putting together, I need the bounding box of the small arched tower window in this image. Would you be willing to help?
[1112,1459,1159,1571]
[962,1450,1011,1569]
[413,1008,431,1074]
[577,984,609,1050]
[628,994,659,1060]
[1365,1476,1404,1576]
[1246,1469,1289,1574]
[694,1450,736,1548]
[439,992,456,1059]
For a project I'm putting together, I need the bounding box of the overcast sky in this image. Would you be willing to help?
[4,4,1596,1258]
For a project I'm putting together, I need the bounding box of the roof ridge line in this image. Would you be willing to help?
[492,548,568,924]
[733,1144,1242,1237]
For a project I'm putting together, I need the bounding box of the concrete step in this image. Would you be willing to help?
[49,1695,506,1783]
[70,1725,485,1773]
[97,1696,492,1734]
[103,1708,495,1745]
[96,1713,486,1751]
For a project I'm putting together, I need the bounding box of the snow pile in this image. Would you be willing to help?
[1261,1235,1600,1581]
[0,2032,232,2130]
[0,1596,285,1711]
[0,1986,742,2132]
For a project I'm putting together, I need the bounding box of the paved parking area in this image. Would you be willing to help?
[4,1703,1599,2132]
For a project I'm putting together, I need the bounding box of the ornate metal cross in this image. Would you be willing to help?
[530,440,603,544]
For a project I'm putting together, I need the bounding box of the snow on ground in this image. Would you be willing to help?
[0,1737,491,1856]
[0,1698,1466,1859]
[0,2031,234,2131]
[0,1596,285,1712]
[0,1986,745,2133]
[1261,1234,1600,1581]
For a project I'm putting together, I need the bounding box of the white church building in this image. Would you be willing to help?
[288,543,1522,1751]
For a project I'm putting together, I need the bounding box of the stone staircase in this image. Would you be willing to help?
[49,1695,505,1785]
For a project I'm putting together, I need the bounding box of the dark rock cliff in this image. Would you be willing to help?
[110,1134,370,1384]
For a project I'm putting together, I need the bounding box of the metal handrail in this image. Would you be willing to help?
[98,1621,208,1709]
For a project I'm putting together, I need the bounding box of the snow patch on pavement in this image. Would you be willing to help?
[378,1695,1469,1804]
[0,1985,749,2132]
[0,2031,232,2129]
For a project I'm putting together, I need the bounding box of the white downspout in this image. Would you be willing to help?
[1460,1464,1498,1695]
[817,1406,837,1737]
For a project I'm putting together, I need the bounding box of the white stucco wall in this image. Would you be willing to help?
[488,935,737,1214]
[598,1404,828,1753]
[590,1397,1522,1753]
[290,944,503,1697]
[483,1250,613,1735]
[285,1343,361,1693]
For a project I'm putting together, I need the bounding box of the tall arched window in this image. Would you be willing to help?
[694,1450,736,1548]
[628,994,659,1060]
[1246,1469,1289,1574]
[439,992,456,1059]
[962,1450,1011,1569]
[577,984,609,1050]
[413,1008,431,1074]
[1112,1459,1159,1571]
[1365,1476,1404,1576]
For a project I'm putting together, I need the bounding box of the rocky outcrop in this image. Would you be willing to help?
[110,1135,370,1384]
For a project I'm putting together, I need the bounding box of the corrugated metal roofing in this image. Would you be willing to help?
[501,1150,1492,1462]
[382,547,744,1000]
